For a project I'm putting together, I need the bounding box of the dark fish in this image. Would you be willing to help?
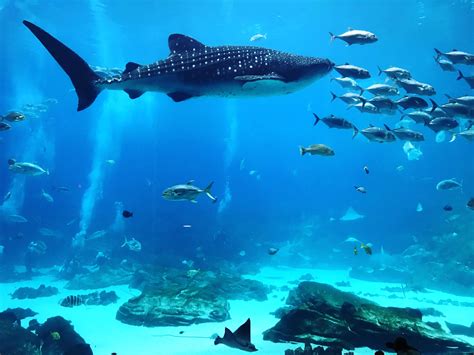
[214,318,257,352]
[377,66,411,79]
[427,117,459,132]
[395,78,436,96]
[122,210,133,218]
[367,96,397,110]
[60,295,84,308]
[443,205,453,211]
[23,21,333,111]
[396,96,428,110]
[384,124,424,141]
[457,70,474,89]
[268,247,279,255]
[334,64,370,79]
[313,113,358,138]
[431,99,474,119]
[434,56,455,71]
[0,122,12,131]
[360,125,396,143]
[434,48,474,65]
[467,198,474,210]
[2,111,26,122]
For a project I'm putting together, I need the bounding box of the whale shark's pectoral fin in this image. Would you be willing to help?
[167,92,194,102]
[124,89,145,99]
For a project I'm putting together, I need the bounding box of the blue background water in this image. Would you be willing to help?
[0,0,473,269]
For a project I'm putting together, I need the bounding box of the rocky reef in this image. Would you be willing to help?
[117,268,270,327]
[11,284,58,299]
[0,313,91,355]
[263,281,473,353]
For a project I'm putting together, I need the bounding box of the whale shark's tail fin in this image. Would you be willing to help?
[23,20,101,111]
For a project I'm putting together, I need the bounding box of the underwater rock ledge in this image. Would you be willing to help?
[116,268,271,327]
[263,281,473,353]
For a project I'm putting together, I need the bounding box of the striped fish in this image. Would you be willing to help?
[60,295,84,308]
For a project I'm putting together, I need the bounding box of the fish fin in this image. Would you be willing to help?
[330,91,337,102]
[429,99,438,112]
[449,134,457,143]
[329,32,336,42]
[124,89,145,99]
[123,62,141,74]
[377,66,383,76]
[369,124,375,127]
[167,92,194,102]
[347,27,353,31]
[214,336,222,345]
[456,70,464,80]
[299,147,306,156]
[233,319,251,343]
[168,34,205,54]
[190,199,198,204]
[23,21,101,111]
[445,94,453,101]
[384,124,392,131]
[312,113,320,126]
[434,48,443,59]
[186,180,194,185]
[204,182,217,203]
[352,127,359,139]
[223,328,233,341]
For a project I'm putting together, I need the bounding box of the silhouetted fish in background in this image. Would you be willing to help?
[23,20,333,111]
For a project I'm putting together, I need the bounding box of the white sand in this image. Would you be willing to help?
[1,266,473,354]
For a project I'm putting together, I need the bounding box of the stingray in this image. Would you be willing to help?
[339,207,365,221]
[214,318,257,352]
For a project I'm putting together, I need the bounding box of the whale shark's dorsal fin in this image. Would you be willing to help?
[168,34,206,54]
[233,318,251,343]
[124,62,141,74]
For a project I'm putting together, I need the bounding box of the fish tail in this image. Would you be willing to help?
[204,182,217,203]
[330,91,337,102]
[377,66,383,76]
[329,32,336,42]
[434,48,443,60]
[352,126,359,139]
[312,113,320,126]
[214,336,222,345]
[23,21,102,111]
[429,99,438,113]
[360,97,367,108]
[358,86,364,95]
[299,146,306,156]
[456,70,464,80]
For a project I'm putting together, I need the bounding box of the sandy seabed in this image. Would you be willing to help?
[1,266,473,355]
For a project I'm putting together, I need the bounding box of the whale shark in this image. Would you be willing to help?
[23,21,333,111]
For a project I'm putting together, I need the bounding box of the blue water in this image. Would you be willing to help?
[0,1,473,350]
